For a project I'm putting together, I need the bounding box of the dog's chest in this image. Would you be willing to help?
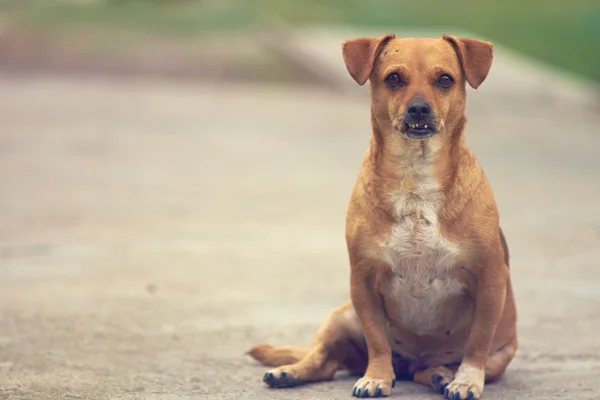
[380,180,466,335]
[382,177,456,265]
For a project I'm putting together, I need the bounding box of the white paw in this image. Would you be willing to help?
[444,364,484,400]
[352,376,394,398]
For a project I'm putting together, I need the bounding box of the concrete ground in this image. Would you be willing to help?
[0,68,600,400]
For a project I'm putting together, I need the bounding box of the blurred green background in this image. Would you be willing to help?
[1,0,599,82]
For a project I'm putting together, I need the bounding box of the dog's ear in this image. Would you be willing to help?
[442,35,494,89]
[341,34,395,86]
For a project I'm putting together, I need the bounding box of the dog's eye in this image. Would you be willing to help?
[385,73,404,87]
[436,74,454,88]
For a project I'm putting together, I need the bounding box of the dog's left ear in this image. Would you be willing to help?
[341,34,395,86]
[442,35,494,89]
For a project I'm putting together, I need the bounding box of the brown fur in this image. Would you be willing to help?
[248,34,517,400]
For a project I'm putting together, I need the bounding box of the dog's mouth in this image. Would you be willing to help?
[402,122,436,139]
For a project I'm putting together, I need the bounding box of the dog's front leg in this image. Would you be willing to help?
[350,263,394,398]
[445,257,509,400]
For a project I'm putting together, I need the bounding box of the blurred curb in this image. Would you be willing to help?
[0,18,321,85]
[251,14,356,95]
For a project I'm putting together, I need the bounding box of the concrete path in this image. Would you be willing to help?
[0,71,599,400]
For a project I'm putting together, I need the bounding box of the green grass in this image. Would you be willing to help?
[2,0,599,81]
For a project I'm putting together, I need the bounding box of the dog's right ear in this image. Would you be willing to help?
[341,34,395,86]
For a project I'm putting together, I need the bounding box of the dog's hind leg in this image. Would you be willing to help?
[484,336,518,383]
[413,365,459,394]
[247,344,309,367]
[248,301,367,388]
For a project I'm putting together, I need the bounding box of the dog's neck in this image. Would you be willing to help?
[367,111,466,193]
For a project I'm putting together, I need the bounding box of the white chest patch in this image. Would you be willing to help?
[380,167,465,335]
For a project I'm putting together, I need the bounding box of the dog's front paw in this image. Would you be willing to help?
[352,376,394,398]
[443,364,484,400]
[263,367,303,388]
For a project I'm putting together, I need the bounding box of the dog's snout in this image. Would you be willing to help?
[407,100,431,120]
[401,98,436,138]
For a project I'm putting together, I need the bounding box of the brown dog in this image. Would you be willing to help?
[248,34,517,400]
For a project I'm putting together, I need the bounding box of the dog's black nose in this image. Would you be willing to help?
[407,100,431,121]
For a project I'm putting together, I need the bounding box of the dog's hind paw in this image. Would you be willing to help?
[263,368,303,388]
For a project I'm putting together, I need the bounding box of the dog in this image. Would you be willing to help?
[248,34,517,400]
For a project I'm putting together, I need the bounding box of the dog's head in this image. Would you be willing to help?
[342,35,493,140]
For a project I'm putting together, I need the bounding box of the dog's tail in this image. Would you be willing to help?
[247,344,309,366]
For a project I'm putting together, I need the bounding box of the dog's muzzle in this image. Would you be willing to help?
[401,99,437,139]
